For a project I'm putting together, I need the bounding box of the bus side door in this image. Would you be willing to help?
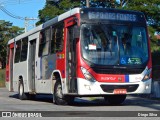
[65,16,79,93]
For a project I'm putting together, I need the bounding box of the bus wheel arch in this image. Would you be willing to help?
[52,71,62,94]
[52,71,75,105]
[52,71,66,105]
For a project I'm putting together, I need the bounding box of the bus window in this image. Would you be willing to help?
[14,40,21,63]
[39,28,50,57]
[51,23,64,53]
[20,37,28,62]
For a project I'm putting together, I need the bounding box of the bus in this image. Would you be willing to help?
[6,7,152,105]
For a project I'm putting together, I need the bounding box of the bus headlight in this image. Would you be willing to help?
[81,67,96,82]
[142,68,152,81]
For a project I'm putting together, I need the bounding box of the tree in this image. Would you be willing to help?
[81,0,116,8]
[116,0,128,8]
[0,20,24,68]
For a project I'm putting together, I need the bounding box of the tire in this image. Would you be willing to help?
[18,81,28,100]
[104,95,126,105]
[54,80,67,105]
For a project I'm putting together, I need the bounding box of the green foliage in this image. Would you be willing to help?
[0,69,5,87]
[81,0,116,8]
[147,26,158,52]
[123,0,160,30]
[0,21,24,68]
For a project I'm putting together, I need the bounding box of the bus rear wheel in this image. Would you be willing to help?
[18,81,28,100]
[104,95,126,105]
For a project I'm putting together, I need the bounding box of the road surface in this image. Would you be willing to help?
[0,87,159,119]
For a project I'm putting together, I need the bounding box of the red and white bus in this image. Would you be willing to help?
[6,8,152,105]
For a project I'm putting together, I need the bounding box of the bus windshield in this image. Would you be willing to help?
[81,24,149,66]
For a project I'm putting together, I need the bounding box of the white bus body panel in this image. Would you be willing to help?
[13,61,28,92]
[35,79,52,94]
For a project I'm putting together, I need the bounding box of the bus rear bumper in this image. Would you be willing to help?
[77,78,152,95]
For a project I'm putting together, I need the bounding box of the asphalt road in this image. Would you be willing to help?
[0,87,160,119]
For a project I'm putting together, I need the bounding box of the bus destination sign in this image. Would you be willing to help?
[88,12,137,22]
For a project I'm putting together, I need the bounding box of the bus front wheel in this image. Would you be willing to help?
[54,80,67,105]
[104,95,126,105]
[54,80,75,105]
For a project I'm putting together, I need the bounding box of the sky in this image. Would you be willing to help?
[0,0,46,30]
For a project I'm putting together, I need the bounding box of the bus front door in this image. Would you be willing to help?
[9,48,14,91]
[28,39,36,92]
[66,26,77,93]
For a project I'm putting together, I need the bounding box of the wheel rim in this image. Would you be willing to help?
[19,83,23,96]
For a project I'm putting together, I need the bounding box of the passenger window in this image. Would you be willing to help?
[39,28,50,57]
[51,23,64,53]
[20,37,28,61]
[14,40,21,63]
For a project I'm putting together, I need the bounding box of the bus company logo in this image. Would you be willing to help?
[118,77,122,82]
[2,112,11,117]
[101,77,116,81]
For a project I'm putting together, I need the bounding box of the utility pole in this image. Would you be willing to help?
[24,17,37,32]
[86,0,90,7]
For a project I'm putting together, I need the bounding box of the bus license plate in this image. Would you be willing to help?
[114,89,127,94]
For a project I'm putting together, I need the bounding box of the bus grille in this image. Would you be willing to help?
[91,67,144,74]
[100,84,139,93]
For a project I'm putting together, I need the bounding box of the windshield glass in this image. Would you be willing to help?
[81,24,149,66]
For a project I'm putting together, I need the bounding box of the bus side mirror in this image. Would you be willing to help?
[74,26,80,39]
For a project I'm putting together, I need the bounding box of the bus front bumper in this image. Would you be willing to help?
[77,78,152,95]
